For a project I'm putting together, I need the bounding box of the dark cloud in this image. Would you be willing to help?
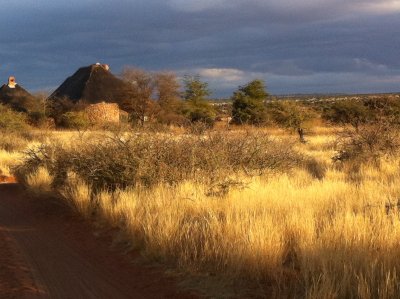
[0,0,399,96]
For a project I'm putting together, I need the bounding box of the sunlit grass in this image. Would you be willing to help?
[6,127,400,297]
[0,149,23,176]
[26,167,53,196]
[63,162,400,298]
[60,174,93,218]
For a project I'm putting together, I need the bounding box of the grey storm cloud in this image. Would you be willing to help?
[0,0,399,96]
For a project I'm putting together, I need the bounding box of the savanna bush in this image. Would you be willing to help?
[333,123,400,165]
[18,131,304,191]
[0,104,30,133]
[28,111,55,129]
[0,105,35,151]
[0,133,29,151]
[60,111,90,130]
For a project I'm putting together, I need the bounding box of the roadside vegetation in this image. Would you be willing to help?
[1,76,400,297]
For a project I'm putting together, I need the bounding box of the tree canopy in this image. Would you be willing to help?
[268,101,316,142]
[322,100,370,131]
[182,75,215,125]
[231,79,268,125]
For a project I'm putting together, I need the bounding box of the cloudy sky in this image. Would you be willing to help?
[0,0,399,97]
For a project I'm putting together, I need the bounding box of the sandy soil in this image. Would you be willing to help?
[0,183,199,299]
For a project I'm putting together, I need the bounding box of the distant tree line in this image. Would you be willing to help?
[1,66,400,142]
[118,68,216,128]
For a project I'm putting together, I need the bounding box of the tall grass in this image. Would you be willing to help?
[60,173,93,217]
[25,167,53,196]
[17,129,400,298]
[0,149,23,176]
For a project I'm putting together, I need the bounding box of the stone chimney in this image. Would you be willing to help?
[8,76,16,88]
[94,62,110,71]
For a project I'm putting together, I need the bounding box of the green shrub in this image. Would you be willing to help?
[185,105,215,126]
[0,104,30,133]
[267,101,316,142]
[322,100,370,130]
[231,79,268,125]
[60,111,90,130]
[28,111,54,128]
[183,75,216,125]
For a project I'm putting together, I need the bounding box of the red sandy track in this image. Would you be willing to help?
[0,183,199,299]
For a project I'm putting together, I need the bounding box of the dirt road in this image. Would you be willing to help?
[0,183,198,299]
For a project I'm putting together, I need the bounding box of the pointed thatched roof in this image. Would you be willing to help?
[48,63,134,105]
[0,77,38,112]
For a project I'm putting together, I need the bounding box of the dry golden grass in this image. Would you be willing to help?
[0,149,23,176]
[47,161,400,298]
[26,167,53,196]
[7,127,400,298]
[60,174,93,217]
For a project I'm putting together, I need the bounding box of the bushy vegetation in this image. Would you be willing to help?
[323,99,370,130]
[59,111,90,130]
[0,104,30,133]
[231,79,268,125]
[28,111,54,128]
[182,75,216,126]
[334,123,400,164]
[0,104,34,153]
[18,131,302,192]
[267,101,317,142]
[328,96,400,166]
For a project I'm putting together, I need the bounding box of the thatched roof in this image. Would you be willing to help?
[48,64,134,105]
[0,80,37,112]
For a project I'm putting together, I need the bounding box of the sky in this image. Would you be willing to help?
[0,0,399,97]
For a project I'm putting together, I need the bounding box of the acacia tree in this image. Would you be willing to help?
[155,72,181,108]
[183,75,215,125]
[231,79,268,125]
[322,100,370,132]
[154,72,185,125]
[120,67,158,126]
[269,101,315,142]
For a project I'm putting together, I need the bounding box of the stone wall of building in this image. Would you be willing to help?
[85,102,120,123]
